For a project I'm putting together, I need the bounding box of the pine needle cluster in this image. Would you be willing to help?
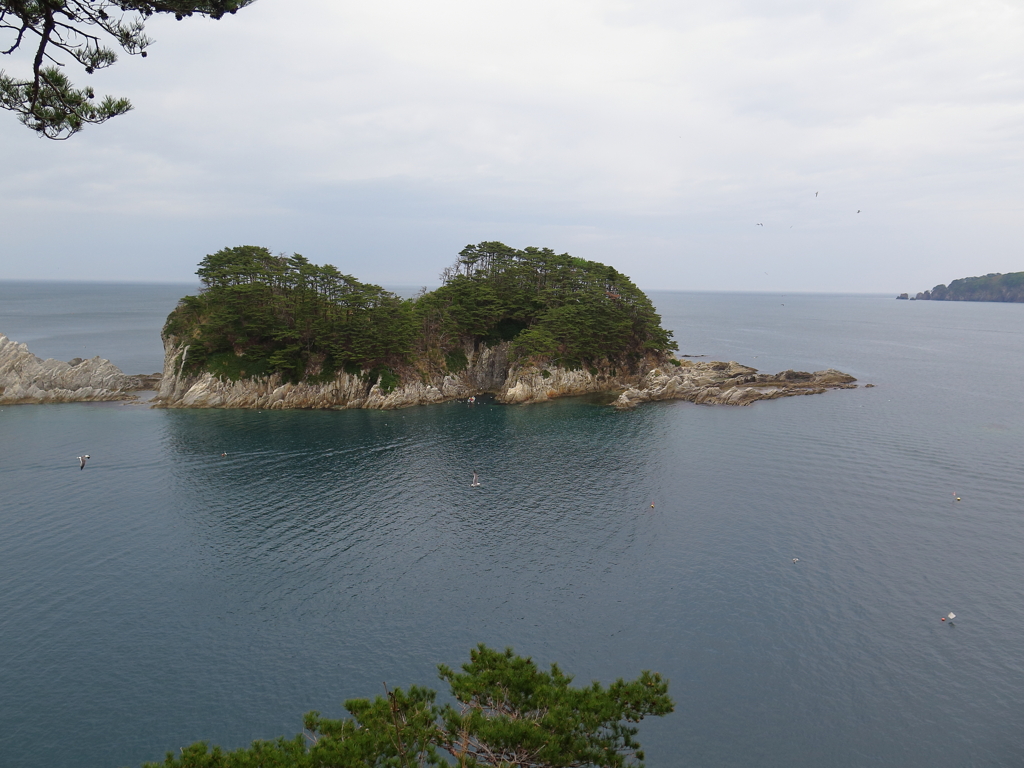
[143,645,674,768]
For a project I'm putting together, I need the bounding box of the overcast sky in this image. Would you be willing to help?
[1,0,1022,292]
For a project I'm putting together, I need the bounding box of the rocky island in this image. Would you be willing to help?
[154,243,856,411]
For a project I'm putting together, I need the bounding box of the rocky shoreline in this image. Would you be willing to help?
[0,331,857,410]
[153,336,857,411]
[0,334,159,404]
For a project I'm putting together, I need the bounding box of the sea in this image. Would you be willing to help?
[1,281,1022,768]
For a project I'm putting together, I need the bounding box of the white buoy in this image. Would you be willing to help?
[948,612,956,620]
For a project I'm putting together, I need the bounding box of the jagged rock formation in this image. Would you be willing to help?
[154,336,856,411]
[0,334,148,404]
[612,362,856,410]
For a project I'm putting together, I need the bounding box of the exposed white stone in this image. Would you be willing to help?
[0,334,143,404]
[154,335,857,412]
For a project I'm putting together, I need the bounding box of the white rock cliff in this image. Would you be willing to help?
[0,334,144,404]
[154,336,856,411]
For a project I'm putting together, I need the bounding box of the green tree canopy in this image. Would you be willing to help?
[164,242,677,388]
[143,644,674,768]
[417,242,677,368]
[0,0,253,139]
[165,245,416,385]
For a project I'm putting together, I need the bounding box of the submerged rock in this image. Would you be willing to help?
[0,334,153,404]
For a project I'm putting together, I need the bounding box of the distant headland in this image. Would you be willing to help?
[897,271,1024,302]
[152,243,857,410]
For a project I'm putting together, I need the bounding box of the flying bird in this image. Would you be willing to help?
[756,223,764,227]
[857,210,861,213]
[471,471,481,488]
[815,191,818,197]
[78,455,90,470]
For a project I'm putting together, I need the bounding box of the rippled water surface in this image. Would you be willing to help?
[1,286,1023,767]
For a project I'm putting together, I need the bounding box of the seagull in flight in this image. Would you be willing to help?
[756,223,764,227]
[815,191,818,197]
[78,455,90,470]
[471,471,481,488]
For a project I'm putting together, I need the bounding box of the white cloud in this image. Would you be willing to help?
[1,0,1022,289]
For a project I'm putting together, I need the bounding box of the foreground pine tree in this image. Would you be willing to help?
[144,644,674,768]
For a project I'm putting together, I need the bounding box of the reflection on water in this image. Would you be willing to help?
[160,399,668,620]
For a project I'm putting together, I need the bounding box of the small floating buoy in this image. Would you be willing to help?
[650,503,655,508]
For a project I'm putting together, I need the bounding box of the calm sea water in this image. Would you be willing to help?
[1,284,1023,768]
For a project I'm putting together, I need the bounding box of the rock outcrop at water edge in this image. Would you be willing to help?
[154,336,857,410]
[0,334,145,404]
[611,362,857,409]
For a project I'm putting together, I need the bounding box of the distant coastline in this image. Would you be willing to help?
[898,271,1024,302]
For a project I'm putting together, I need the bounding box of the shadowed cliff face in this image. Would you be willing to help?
[0,334,145,404]
[154,336,857,411]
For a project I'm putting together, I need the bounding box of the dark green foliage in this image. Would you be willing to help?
[141,645,673,768]
[164,246,416,384]
[418,242,676,366]
[0,1,253,138]
[915,271,1024,302]
[366,367,400,394]
[165,242,676,388]
[483,318,529,344]
[444,348,468,373]
[205,351,270,382]
[435,645,674,768]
